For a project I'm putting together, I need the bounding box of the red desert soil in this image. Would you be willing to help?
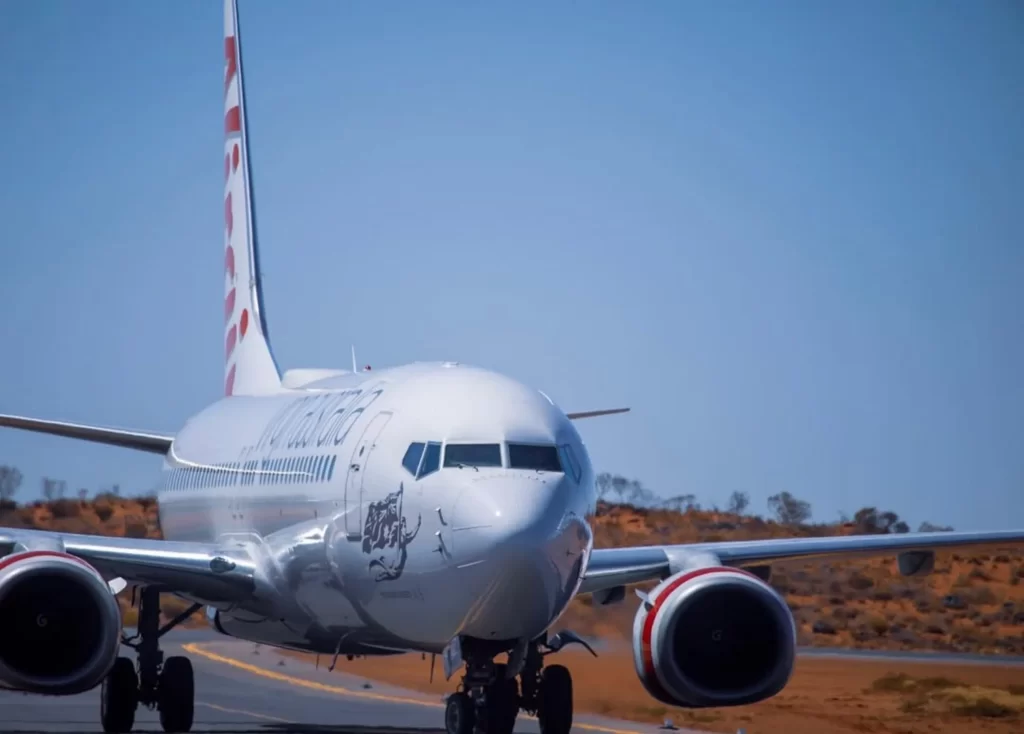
[297,648,1024,733]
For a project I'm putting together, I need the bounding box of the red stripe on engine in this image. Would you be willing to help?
[640,566,760,697]
[0,550,94,573]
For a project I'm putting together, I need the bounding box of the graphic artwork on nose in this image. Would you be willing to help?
[362,482,422,581]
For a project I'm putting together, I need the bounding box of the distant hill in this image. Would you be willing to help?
[1,495,1021,654]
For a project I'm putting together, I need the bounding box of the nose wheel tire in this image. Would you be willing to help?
[487,663,520,732]
[537,664,572,734]
[157,656,195,733]
[100,657,138,734]
[486,664,519,734]
[446,691,474,734]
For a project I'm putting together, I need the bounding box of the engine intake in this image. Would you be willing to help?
[632,566,795,708]
[0,551,122,695]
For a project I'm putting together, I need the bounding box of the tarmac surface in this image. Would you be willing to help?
[0,631,697,734]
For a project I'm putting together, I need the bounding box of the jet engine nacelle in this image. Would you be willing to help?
[632,565,796,708]
[0,551,122,694]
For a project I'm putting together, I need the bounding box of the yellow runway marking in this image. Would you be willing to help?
[184,642,644,734]
[198,701,290,723]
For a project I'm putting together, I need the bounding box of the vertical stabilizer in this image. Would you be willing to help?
[223,0,281,396]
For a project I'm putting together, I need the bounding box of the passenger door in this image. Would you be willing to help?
[344,411,393,540]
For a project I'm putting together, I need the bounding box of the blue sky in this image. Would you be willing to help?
[0,1,1021,530]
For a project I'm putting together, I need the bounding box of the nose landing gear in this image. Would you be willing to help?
[445,660,519,734]
[444,635,582,734]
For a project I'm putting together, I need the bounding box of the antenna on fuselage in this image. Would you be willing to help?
[351,345,358,373]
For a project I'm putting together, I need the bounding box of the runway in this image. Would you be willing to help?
[0,631,697,734]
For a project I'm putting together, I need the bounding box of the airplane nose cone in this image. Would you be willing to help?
[450,474,591,640]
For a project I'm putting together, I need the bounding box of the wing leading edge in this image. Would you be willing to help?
[0,413,173,455]
[580,528,1024,594]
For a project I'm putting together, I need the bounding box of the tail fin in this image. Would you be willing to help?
[223,0,280,397]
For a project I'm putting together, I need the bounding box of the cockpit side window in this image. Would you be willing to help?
[419,442,442,477]
[402,442,425,476]
[558,444,582,482]
[444,443,502,468]
[508,443,562,472]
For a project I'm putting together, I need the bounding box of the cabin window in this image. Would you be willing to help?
[508,443,562,472]
[444,443,502,469]
[418,442,442,478]
[558,444,582,482]
[402,442,426,476]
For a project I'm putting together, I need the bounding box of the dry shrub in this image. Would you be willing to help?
[812,619,837,635]
[124,515,148,538]
[867,615,890,635]
[966,586,999,605]
[50,498,81,519]
[832,606,860,621]
[847,573,874,591]
[969,567,991,582]
[950,697,1015,718]
[95,501,115,522]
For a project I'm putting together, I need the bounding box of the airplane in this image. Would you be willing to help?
[1,2,1021,733]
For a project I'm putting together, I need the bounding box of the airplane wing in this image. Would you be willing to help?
[580,528,1024,594]
[566,408,630,420]
[0,413,173,455]
[0,528,259,604]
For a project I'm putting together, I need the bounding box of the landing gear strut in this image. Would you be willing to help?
[519,641,573,734]
[100,587,201,734]
[446,659,519,734]
[444,636,575,734]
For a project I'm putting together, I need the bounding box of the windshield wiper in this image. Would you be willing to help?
[450,462,479,472]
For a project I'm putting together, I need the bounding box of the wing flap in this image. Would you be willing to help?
[580,528,1024,594]
[0,413,173,455]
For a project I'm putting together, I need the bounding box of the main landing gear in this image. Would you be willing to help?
[445,633,592,734]
[100,587,202,734]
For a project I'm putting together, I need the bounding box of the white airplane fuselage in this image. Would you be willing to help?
[158,361,596,655]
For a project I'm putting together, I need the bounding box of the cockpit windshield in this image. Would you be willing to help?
[508,443,563,472]
[444,443,502,468]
